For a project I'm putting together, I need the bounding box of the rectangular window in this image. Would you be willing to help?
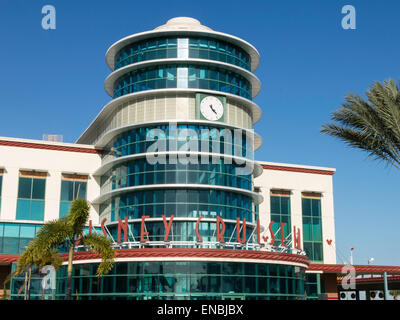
[302,192,323,263]
[270,190,291,247]
[16,171,46,221]
[59,174,88,218]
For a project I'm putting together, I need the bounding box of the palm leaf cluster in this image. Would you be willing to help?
[321,79,400,170]
[4,198,115,300]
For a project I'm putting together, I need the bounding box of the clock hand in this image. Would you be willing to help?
[209,104,217,115]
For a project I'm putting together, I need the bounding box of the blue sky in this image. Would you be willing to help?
[0,0,399,265]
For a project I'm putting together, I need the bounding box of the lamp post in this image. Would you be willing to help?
[350,248,354,265]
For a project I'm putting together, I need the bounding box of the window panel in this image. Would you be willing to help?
[59,202,71,218]
[4,224,19,237]
[18,178,32,198]
[20,224,36,238]
[30,200,45,221]
[312,199,321,217]
[60,179,87,218]
[270,196,280,213]
[60,180,73,201]
[302,198,311,216]
[32,178,46,199]
[16,199,30,220]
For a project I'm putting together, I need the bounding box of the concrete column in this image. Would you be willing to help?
[384,272,389,300]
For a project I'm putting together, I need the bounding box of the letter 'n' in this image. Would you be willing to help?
[118,216,129,242]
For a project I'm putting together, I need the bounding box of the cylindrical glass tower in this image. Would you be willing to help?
[71,17,308,300]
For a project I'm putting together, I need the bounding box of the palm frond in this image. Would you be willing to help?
[321,78,400,170]
[67,198,90,237]
[36,249,63,271]
[34,217,72,251]
[81,233,115,277]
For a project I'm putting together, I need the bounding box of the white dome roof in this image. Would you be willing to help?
[154,17,212,31]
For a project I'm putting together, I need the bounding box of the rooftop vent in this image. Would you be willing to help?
[43,134,63,142]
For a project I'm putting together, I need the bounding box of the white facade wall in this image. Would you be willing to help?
[0,138,101,224]
[254,161,337,264]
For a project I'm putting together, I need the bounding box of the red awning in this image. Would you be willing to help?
[309,263,400,274]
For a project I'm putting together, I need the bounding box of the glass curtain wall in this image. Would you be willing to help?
[270,190,291,247]
[302,193,323,262]
[45,261,305,300]
[113,64,251,99]
[114,37,250,71]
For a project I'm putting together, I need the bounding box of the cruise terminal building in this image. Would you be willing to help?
[1,17,398,300]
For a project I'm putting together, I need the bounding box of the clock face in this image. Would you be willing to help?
[200,96,224,121]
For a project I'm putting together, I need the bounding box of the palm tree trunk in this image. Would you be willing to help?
[66,243,74,300]
[24,271,28,300]
[27,266,32,300]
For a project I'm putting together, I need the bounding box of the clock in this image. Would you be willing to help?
[199,96,224,121]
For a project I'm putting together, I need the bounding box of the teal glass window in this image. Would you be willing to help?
[10,261,306,300]
[100,188,254,224]
[270,191,291,247]
[16,173,46,221]
[304,273,325,300]
[0,222,43,254]
[113,64,251,100]
[302,194,323,262]
[114,37,251,71]
[101,157,252,193]
[59,176,87,217]
[105,124,252,161]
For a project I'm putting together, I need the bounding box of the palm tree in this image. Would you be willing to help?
[321,79,400,170]
[3,241,62,300]
[33,198,115,300]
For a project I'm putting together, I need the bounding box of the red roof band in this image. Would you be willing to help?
[61,248,311,266]
[309,263,400,274]
[0,140,101,154]
[0,254,19,263]
[353,276,400,283]
[261,164,335,176]
[0,248,310,265]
